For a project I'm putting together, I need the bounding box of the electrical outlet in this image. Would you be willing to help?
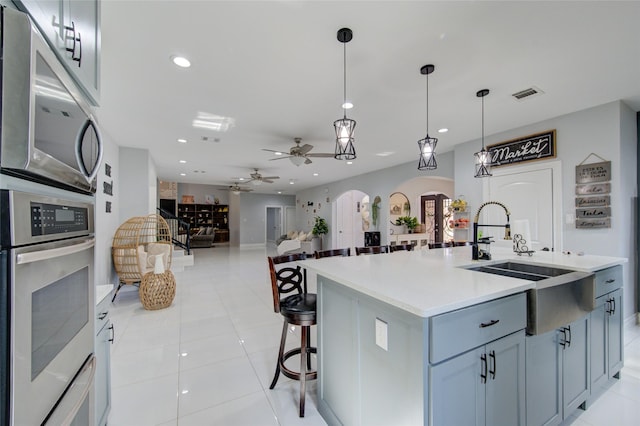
[375,318,388,351]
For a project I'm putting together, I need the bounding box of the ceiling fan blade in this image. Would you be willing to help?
[299,144,314,155]
[306,153,334,158]
[269,156,292,161]
[305,157,312,164]
[262,179,274,184]
[262,176,280,180]
[262,148,284,154]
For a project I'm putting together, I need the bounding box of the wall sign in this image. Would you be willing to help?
[574,154,611,229]
[487,129,556,167]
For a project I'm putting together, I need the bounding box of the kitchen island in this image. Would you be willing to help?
[298,246,627,426]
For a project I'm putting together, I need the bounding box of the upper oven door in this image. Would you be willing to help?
[0,7,103,194]
[10,237,95,425]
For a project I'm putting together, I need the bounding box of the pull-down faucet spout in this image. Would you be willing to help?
[472,201,512,260]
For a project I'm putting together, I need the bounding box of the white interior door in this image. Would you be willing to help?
[284,206,296,234]
[334,190,367,251]
[265,207,282,243]
[483,162,561,251]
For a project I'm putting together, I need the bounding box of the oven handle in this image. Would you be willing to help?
[42,355,96,426]
[17,238,95,265]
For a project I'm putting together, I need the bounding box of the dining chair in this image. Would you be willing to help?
[428,242,454,249]
[355,245,389,255]
[314,248,351,258]
[389,243,415,252]
[267,253,316,417]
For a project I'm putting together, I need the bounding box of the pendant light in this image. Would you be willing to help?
[417,64,437,170]
[334,28,356,160]
[474,89,492,178]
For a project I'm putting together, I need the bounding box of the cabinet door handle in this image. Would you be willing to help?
[605,278,616,284]
[559,328,567,349]
[98,311,108,320]
[74,32,82,67]
[565,325,572,347]
[479,319,500,328]
[480,354,487,383]
[605,299,612,315]
[611,297,616,316]
[489,350,496,380]
[108,324,115,344]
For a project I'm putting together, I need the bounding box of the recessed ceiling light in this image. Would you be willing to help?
[275,152,283,156]
[289,180,295,185]
[177,138,187,143]
[239,177,245,181]
[376,151,395,157]
[313,173,319,176]
[171,55,191,68]
[277,191,282,194]
[179,160,186,164]
[180,173,186,176]
[342,101,353,109]
[438,128,448,133]
[346,161,353,165]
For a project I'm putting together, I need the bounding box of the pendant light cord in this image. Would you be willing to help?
[481,94,485,150]
[343,41,347,120]
[425,73,429,133]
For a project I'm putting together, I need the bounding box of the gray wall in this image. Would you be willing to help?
[177,183,229,205]
[239,193,296,245]
[295,152,455,249]
[454,100,637,319]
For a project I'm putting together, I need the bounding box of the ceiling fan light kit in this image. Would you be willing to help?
[417,64,438,171]
[474,89,493,178]
[334,27,357,161]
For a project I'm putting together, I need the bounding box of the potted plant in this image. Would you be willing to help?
[404,216,419,233]
[312,216,329,249]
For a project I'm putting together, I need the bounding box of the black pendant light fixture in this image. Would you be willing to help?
[417,64,437,170]
[474,89,492,178]
[334,28,356,160]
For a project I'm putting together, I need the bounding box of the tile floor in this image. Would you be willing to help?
[108,246,640,426]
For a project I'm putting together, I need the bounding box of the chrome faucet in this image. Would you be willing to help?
[472,201,512,260]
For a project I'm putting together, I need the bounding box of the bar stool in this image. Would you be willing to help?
[267,253,317,417]
[314,247,350,258]
[389,243,415,252]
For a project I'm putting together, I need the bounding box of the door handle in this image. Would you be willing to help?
[565,325,572,347]
[480,353,487,383]
[108,324,115,343]
[489,350,496,380]
[610,297,616,316]
[559,328,568,349]
[479,319,500,328]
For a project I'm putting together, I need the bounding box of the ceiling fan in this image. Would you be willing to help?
[246,168,279,186]
[228,183,253,194]
[262,137,334,166]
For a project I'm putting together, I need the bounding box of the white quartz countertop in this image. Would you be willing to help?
[298,246,627,318]
[96,284,114,306]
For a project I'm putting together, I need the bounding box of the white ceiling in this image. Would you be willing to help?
[97,1,640,194]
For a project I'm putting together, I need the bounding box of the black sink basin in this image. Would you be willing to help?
[466,261,595,335]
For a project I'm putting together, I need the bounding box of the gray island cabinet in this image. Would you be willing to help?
[299,247,627,426]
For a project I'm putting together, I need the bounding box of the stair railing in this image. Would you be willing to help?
[157,207,191,254]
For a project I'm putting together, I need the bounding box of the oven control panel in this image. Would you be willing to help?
[31,202,89,236]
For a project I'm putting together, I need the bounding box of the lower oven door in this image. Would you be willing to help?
[11,237,95,425]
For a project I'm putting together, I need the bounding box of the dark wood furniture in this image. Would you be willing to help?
[267,253,317,417]
[177,203,229,242]
[355,245,389,255]
[428,242,454,249]
[314,248,351,258]
[390,243,415,252]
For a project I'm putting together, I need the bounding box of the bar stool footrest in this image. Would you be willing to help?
[280,347,318,381]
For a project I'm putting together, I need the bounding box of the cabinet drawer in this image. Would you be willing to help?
[595,266,622,298]
[95,295,111,334]
[429,293,526,364]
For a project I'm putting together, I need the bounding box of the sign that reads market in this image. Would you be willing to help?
[487,130,556,167]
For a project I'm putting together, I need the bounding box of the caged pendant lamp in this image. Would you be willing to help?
[417,64,437,170]
[474,89,492,178]
[334,28,356,160]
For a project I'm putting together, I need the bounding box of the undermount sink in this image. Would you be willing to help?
[466,261,595,335]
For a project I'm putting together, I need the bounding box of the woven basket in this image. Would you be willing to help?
[139,270,176,310]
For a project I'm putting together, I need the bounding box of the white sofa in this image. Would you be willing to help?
[276,231,321,255]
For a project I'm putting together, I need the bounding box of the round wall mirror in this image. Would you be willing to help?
[389,192,410,225]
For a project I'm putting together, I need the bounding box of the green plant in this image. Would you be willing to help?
[395,216,419,230]
[312,216,329,236]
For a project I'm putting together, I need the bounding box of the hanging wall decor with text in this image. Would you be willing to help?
[487,129,556,167]
[575,155,611,229]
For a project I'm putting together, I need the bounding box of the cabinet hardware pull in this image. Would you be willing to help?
[605,300,612,315]
[98,312,108,320]
[489,350,496,380]
[559,328,567,349]
[74,32,82,67]
[565,325,572,347]
[480,354,487,383]
[605,278,615,284]
[611,297,616,316]
[64,21,82,67]
[479,319,500,328]
[108,325,115,344]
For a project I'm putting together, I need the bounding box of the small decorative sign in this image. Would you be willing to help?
[487,129,556,167]
[575,183,611,195]
[103,180,113,196]
[105,163,111,177]
[575,161,611,184]
[576,218,611,229]
[575,196,610,207]
[576,207,611,219]
[105,201,112,213]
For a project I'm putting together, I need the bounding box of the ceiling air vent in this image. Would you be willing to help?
[512,86,544,101]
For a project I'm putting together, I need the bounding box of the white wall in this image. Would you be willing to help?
[118,147,157,221]
[454,100,637,319]
[239,193,296,245]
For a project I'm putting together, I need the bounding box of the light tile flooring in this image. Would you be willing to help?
[108,246,640,426]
